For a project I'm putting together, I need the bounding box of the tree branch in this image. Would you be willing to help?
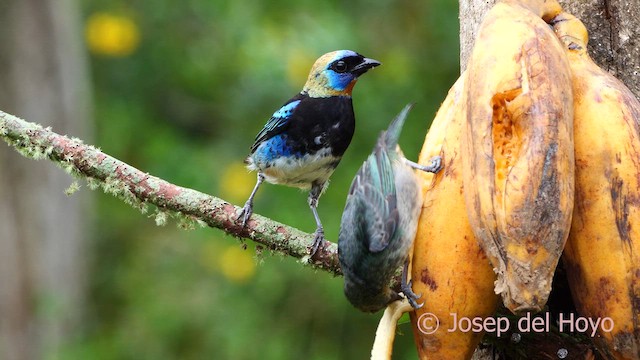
[0,109,342,276]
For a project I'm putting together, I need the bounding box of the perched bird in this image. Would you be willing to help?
[338,104,442,313]
[238,50,381,254]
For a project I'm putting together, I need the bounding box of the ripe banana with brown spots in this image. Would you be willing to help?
[461,0,574,313]
[410,75,498,360]
[552,12,640,360]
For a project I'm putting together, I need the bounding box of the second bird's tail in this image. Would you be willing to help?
[383,103,414,148]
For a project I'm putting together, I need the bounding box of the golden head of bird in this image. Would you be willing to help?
[303,50,381,98]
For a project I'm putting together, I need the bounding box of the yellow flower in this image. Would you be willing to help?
[218,245,256,283]
[85,13,140,57]
[219,163,256,204]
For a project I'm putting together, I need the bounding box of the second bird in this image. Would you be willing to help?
[338,104,442,312]
[239,50,381,255]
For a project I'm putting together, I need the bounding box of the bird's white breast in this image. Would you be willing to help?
[248,147,339,189]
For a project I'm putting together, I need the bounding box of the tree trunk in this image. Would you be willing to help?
[0,0,92,359]
[459,0,640,98]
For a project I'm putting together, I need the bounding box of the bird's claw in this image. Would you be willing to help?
[237,202,253,228]
[426,155,443,174]
[401,280,424,310]
[309,229,327,257]
[403,156,442,174]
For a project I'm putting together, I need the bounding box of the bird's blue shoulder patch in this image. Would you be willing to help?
[272,99,301,120]
[250,99,303,153]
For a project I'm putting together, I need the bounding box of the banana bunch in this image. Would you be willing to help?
[405,0,640,358]
[551,12,640,359]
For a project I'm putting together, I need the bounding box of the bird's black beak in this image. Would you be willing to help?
[352,57,381,76]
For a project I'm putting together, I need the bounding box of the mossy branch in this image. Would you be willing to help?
[0,110,342,276]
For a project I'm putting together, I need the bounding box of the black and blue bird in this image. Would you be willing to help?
[238,50,381,254]
[338,104,442,313]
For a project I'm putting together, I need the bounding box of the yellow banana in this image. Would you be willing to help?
[552,12,640,360]
[461,0,575,313]
[410,75,498,359]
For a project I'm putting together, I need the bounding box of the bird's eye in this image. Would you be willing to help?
[333,60,348,73]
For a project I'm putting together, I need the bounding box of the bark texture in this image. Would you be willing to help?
[0,111,343,276]
[459,0,640,98]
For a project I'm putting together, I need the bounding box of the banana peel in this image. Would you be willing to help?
[371,298,413,360]
[552,12,640,360]
[410,75,498,359]
[461,0,575,313]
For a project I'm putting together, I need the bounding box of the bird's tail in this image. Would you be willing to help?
[383,103,415,148]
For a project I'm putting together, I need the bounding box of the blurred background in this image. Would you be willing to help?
[0,0,459,359]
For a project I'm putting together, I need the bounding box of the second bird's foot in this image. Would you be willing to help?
[425,155,443,174]
[401,280,424,310]
[404,156,443,174]
[309,229,327,257]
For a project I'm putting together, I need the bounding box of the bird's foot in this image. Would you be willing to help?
[309,229,327,257]
[237,201,253,228]
[404,156,443,174]
[401,279,424,310]
[426,155,443,174]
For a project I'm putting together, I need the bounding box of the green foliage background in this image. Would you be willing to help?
[68,0,460,358]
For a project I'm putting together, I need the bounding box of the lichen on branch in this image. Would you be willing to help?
[0,110,342,276]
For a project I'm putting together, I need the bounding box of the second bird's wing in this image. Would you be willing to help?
[250,95,304,153]
[348,143,399,253]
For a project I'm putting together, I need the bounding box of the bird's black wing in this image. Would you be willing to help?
[250,93,306,153]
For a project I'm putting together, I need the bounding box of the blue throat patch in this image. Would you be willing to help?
[327,71,356,91]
